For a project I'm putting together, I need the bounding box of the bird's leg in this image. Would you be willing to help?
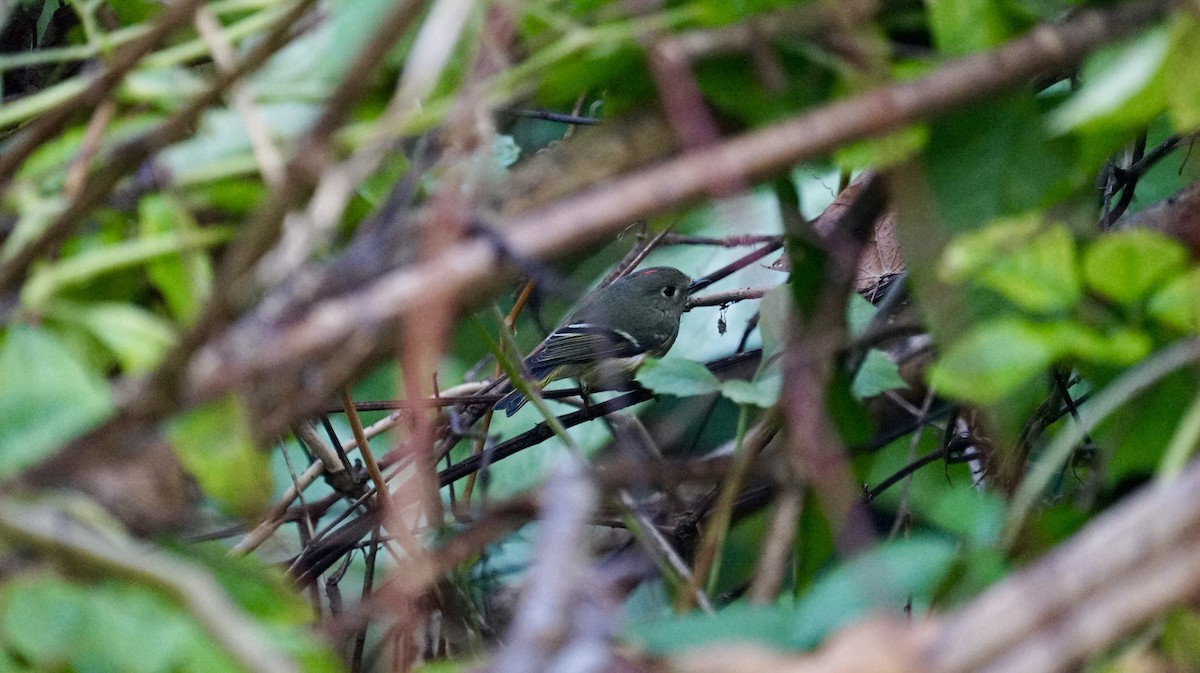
[575,378,595,414]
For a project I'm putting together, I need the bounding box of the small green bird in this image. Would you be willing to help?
[495,267,710,416]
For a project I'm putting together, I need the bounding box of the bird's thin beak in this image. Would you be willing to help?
[687,276,714,293]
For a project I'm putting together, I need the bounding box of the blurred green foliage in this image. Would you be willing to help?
[1,0,1199,670]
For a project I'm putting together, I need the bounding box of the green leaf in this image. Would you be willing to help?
[939,213,1043,281]
[2,193,66,262]
[159,105,320,183]
[1149,267,1200,332]
[924,0,1012,55]
[0,574,248,673]
[922,488,1006,548]
[1099,369,1197,484]
[166,396,272,518]
[139,194,213,324]
[930,317,1151,404]
[177,545,316,624]
[929,318,1058,403]
[975,224,1081,313]
[0,575,88,667]
[0,325,111,478]
[1163,607,1200,671]
[925,96,1077,231]
[1048,26,1171,135]
[21,227,232,309]
[636,357,721,397]
[629,603,792,654]
[1082,229,1188,307]
[847,292,877,337]
[120,67,209,105]
[51,302,176,374]
[933,547,1010,607]
[852,349,907,399]
[629,536,957,653]
[1048,323,1151,366]
[835,125,928,170]
[695,51,827,127]
[788,536,957,648]
[720,369,782,407]
[74,584,196,673]
[1167,17,1200,131]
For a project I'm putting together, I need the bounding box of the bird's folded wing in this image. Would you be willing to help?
[526,322,644,371]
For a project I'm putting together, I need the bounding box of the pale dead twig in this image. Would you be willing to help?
[193,5,285,185]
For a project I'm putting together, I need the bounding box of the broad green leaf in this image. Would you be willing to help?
[1048,27,1171,134]
[107,0,157,24]
[922,488,1005,548]
[976,224,1080,313]
[1150,268,1200,332]
[326,0,401,76]
[835,125,928,170]
[629,603,792,654]
[0,647,24,673]
[1167,18,1200,130]
[847,292,877,337]
[166,396,272,517]
[0,574,246,673]
[788,536,957,648]
[74,585,196,673]
[180,545,316,624]
[929,318,1058,403]
[930,317,1150,404]
[933,547,1010,607]
[1163,608,1200,670]
[51,302,176,374]
[852,349,907,399]
[939,213,1043,281]
[0,325,111,477]
[628,537,958,653]
[720,369,782,407]
[1049,323,1150,365]
[159,105,319,183]
[864,431,998,545]
[1082,229,1188,307]
[694,51,827,127]
[636,357,721,397]
[793,489,837,597]
[21,227,232,309]
[1099,369,1197,484]
[2,191,66,262]
[925,96,1077,231]
[0,575,89,667]
[924,0,1012,55]
[139,194,213,324]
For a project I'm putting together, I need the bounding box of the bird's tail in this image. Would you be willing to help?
[493,388,529,416]
[493,365,558,417]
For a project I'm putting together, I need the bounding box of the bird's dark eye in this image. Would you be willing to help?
[662,285,677,298]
